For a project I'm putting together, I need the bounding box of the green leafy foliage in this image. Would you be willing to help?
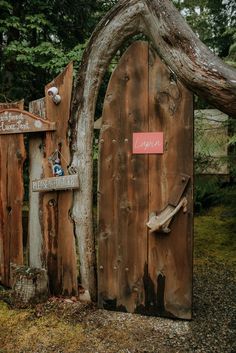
[173,0,236,59]
[0,0,109,104]
[194,110,236,211]
[0,0,235,104]
[194,175,222,212]
[182,0,236,208]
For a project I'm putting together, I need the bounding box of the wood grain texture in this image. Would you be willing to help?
[28,98,45,269]
[0,100,25,287]
[98,41,193,319]
[98,42,149,312]
[42,63,78,296]
[148,45,193,319]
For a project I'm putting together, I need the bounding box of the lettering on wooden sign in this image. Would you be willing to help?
[0,109,56,134]
[32,175,79,192]
[132,132,164,154]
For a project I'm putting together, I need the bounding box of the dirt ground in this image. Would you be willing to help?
[0,199,236,353]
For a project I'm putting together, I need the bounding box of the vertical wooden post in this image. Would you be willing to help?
[28,98,45,269]
[0,100,25,287]
[41,63,78,296]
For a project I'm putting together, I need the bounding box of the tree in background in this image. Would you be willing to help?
[0,0,110,104]
[173,0,236,61]
[0,0,235,104]
[172,0,236,206]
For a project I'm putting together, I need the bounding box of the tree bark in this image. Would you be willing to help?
[70,0,236,299]
[72,0,236,119]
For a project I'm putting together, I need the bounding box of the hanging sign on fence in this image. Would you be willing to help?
[0,108,56,134]
[32,175,79,192]
[132,132,164,154]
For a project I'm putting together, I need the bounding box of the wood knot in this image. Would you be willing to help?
[16,150,23,161]
[48,199,56,207]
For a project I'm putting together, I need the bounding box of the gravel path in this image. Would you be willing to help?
[61,260,236,353]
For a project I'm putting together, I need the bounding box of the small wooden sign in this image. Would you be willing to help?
[32,175,79,192]
[0,109,56,135]
[132,132,164,154]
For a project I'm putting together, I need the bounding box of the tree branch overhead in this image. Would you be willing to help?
[73,0,236,118]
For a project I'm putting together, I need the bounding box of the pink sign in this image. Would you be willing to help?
[132,132,164,154]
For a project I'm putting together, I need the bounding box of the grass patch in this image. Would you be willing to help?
[194,185,236,266]
[0,301,85,353]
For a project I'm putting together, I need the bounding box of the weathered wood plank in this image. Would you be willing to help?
[42,62,78,295]
[0,100,25,287]
[0,133,8,285]
[0,109,55,135]
[0,100,24,110]
[28,98,45,269]
[148,45,193,319]
[98,41,149,312]
[32,175,79,192]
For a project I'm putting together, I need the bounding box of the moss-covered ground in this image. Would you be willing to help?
[0,300,85,353]
[0,185,235,353]
[194,185,236,266]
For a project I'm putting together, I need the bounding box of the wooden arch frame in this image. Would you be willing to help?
[70,0,236,299]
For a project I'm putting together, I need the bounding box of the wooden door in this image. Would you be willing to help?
[97,41,193,319]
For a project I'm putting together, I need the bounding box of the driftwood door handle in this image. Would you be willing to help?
[147,197,188,233]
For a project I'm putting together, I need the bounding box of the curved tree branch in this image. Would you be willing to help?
[72,0,236,119]
[143,0,236,116]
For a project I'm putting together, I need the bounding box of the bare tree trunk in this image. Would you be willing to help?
[70,0,236,299]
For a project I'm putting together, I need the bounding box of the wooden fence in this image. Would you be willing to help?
[0,63,78,295]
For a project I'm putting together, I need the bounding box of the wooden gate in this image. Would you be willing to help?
[97,41,193,319]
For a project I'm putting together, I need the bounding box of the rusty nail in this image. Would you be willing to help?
[16,150,22,160]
